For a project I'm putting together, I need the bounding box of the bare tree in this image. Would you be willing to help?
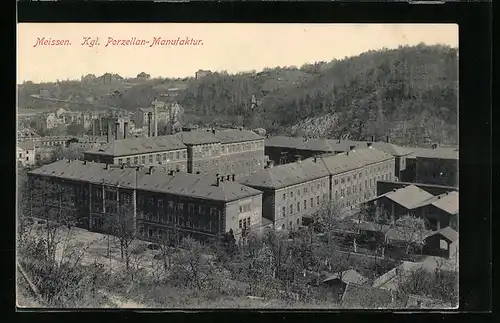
[313,200,343,246]
[393,215,428,255]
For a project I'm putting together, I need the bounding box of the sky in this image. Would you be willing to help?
[17,23,458,83]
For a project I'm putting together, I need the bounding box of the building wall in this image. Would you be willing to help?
[225,194,263,242]
[273,176,330,231]
[17,147,36,166]
[218,139,265,179]
[330,158,395,209]
[416,157,458,187]
[377,180,458,197]
[188,142,221,175]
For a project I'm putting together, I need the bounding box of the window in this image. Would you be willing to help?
[126,157,131,164]
[310,198,313,208]
[148,228,153,238]
[283,193,286,200]
[18,153,22,158]
[142,156,146,164]
[282,207,286,217]
[134,157,138,164]
[297,218,300,225]
[26,157,29,161]
[341,178,345,184]
[297,189,300,196]
[149,155,153,163]
[304,200,307,210]
[178,203,184,212]
[317,196,320,206]
[290,204,293,214]
[353,174,357,180]
[347,176,351,182]
[289,221,292,228]
[334,179,338,185]
[246,217,250,227]
[158,199,163,208]
[335,191,338,199]
[176,151,180,159]
[297,202,300,212]
[290,191,294,198]
[163,154,167,161]
[304,187,308,194]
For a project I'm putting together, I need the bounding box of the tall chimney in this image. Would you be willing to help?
[106,122,111,143]
[232,174,235,181]
[386,136,390,143]
[114,122,119,141]
[123,122,128,139]
[226,175,231,181]
[148,166,154,174]
[147,112,153,137]
[216,176,220,186]
[371,135,375,142]
[154,99,158,137]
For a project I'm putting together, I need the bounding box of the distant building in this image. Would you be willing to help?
[28,160,264,243]
[17,127,40,142]
[133,100,182,136]
[401,145,459,187]
[195,69,211,79]
[17,140,36,166]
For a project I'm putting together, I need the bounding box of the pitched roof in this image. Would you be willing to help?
[28,160,262,202]
[368,142,414,157]
[426,227,458,243]
[18,140,35,150]
[380,185,435,210]
[322,269,368,285]
[406,146,459,160]
[319,147,394,175]
[431,191,459,215]
[238,157,330,189]
[85,135,186,157]
[341,283,395,308]
[173,131,219,145]
[213,129,264,144]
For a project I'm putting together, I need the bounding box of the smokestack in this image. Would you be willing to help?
[232,174,235,181]
[386,136,390,143]
[123,122,128,139]
[216,176,220,186]
[147,112,153,137]
[106,122,111,143]
[371,135,375,142]
[154,99,158,137]
[115,122,119,141]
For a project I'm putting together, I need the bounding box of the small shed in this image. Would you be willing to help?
[423,227,458,259]
[320,269,368,300]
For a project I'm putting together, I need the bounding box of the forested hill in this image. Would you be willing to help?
[177,44,458,146]
[18,44,458,146]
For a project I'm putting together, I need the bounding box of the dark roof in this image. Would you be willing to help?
[341,283,395,308]
[85,136,186,157]
[322,269,368,285]
[28,160,261,202]
[319,147,394,175]
[406,146,459,160]
[238,157,330,189]
[18,140,35,150]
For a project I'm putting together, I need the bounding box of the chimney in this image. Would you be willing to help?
[371,135,375,142]
[123,122,128,139]
[147,112,153,137]
[232,174,235,181]
[432,143,438,149]
[105,164,109,170]
[83,160,87,165]
[386,136,390,143]
[337,139,341,143]
[216,176,221,186]
[196,171,200,174]
[67,159,71,163]
[114,122,120,140]
[226,175,231,181]
[266,160,274,168]
[313,157,317,163]
[350,145,356,151]
[169,170,175,175]
[106,122,111,143]
[148,166,154,174]
[176,168,180,172]
[367,142,373,148]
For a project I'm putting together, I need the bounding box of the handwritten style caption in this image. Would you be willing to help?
[33,37,204,48]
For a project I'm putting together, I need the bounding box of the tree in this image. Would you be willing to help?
[103,192,137,272]
[313,200,343,246]
[137,72,151,80]
[393,215,428,255]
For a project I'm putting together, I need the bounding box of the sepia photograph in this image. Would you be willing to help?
[17,23,459,309]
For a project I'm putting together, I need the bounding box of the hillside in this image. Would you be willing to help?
[18,44,458,146]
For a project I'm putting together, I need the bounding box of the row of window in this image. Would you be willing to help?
[141,213,215,232]
[282,181,327,201]
[220,141,263,155]
[238,217,251,229]
[282,195,324,217]
[138,196,220,217]
[280,218,301,230]
[117,150,187,166]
